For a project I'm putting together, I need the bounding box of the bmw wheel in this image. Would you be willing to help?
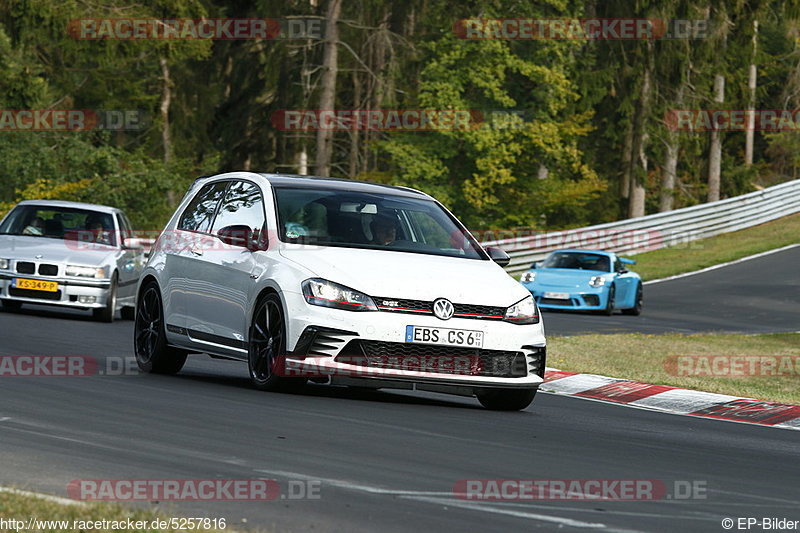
[93,273,117,322]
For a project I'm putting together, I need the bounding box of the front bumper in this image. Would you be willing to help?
[0,273,111,309]
[279,290,546,391]
[522,283,609,311]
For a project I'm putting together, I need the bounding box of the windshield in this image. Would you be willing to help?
[274,187,485,260]
[542,251,611,272]
[0,205,117,246]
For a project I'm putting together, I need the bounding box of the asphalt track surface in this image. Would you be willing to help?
[0,247,798,532]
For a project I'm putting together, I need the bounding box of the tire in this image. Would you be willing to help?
[1,300,22,311]
[601,285,615,316]
[248,293,306,393]
[93,273,117,322]
[476,388,537,411]
[622,283,643,316]
[134,282,187,374]
[120,306,136,320]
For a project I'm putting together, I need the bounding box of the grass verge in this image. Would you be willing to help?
[630,212,800,281]
[0,489,237,533]
[548,332,800,405]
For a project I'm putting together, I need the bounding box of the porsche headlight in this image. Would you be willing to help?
[504,295,539,325]
[520,271,536,283]
[589,275,606,288]
[302,278,377,312]
[0,259,9,270]
[66,265,106,278]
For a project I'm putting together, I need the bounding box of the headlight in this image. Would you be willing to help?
[589,275,606,288]
[520,271,536,283]
[0,259,8,270]
[66,265,106,278]
[504,295,539,325]
[301,278,377,312]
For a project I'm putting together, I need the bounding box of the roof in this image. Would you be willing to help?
[258,173,431,200]
[552,249,617,257]
[15,199,120,214]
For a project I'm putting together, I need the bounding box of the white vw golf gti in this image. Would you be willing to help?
[134,172,545,410]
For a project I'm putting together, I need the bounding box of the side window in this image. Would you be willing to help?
[211,181,265,235]
[178,182,228,232]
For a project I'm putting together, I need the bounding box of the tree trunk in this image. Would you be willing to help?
[159,56,172,164]
[707,74,725,202]
[315,0,342,177]
[159,56,175,206]
[620,121,633,200]
[660,84,684,212]
[628,42,652,219]
[349,71,361,177]
[745,20,758,167]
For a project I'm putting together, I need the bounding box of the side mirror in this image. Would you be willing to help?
[217,225,262,251]
[486,246,510,267]
[123,237,144,250]
[531,261,542,269]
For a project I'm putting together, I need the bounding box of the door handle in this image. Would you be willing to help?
[189,248,204,257]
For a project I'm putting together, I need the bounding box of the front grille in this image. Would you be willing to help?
[9,288,61,300]
[539,298,574,306]
[337,340,527,378]
[38,264,58,276]
[374,297,505,320]
[16,262,35,274]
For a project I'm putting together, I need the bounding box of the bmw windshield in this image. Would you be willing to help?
[274,187,486,260]
[0,205,117,246]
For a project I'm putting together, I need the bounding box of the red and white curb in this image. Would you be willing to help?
[541,369,800,431]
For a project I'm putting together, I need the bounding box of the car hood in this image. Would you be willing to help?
[279,246,529,306]
[530,268,610,289]
[0,235,116,265]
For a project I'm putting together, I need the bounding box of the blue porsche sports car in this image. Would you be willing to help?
[520,249,643,315]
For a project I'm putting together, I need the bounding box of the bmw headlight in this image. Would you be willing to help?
[589,275,606,288]
[66,265,106,278]
[504,295,539,325]
[520,271,536,283]
[302,278,377,312]
[0,259,9,270]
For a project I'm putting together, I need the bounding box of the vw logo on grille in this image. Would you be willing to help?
[432,298,454,320]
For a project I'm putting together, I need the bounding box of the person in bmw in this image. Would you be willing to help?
[0,200,146,322]
[134,172,545,410]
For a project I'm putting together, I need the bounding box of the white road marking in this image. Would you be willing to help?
[255,469,607,529]
[643,243,800,285]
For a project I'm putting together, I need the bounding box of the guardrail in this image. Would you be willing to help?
[481,179,800,277]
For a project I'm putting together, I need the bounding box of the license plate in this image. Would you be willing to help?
[405,325,484,348]
[544,291,570,300]
[14,278,58,292]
